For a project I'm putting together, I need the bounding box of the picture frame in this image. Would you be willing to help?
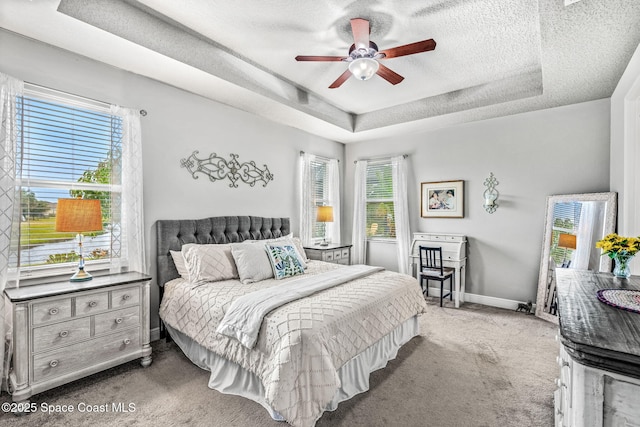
[421,180,464,218]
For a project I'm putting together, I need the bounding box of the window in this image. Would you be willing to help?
[366,161,395,238]
[310,158,329,240]
[12,87,122,276]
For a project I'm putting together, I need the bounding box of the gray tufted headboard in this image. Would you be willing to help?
[156,216,290,289]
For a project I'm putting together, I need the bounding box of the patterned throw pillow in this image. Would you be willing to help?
[182,243,239,284]
[265,244,305,280]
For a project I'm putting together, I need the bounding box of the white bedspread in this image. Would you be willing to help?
[159,261,426,427]
[217,265,384,348]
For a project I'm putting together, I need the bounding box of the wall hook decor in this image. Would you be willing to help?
[483,172,499,213]
[180,151,274,188]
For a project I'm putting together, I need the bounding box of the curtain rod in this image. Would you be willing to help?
[25,81,147,117]
[299,151,340,162]
[353,154,408,164]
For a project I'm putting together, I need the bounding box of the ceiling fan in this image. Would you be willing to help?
[295,18,436,89]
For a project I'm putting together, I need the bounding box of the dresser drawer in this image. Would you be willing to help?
[32,298,72,326]
[94,306,140,336]
[333,250,343,260]
[324,251,334,261]
[111,287,140,309]
[341,248,350,258]
[32,317,91,352]
[32,329,141,383]
[75,291,109,315]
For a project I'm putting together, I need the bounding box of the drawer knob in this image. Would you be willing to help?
[122,294,131,301]
[88,301,97,308]
[115,317,124,324]
[59,330,69,338]
[49,359,59,368]
[49,308,59,315]
[123,338,131,345]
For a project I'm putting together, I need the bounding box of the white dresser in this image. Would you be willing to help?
[409,232,467,307]
[4,272,152,409]
[554,269,640,427]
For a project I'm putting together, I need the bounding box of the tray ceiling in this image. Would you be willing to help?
[1,0,639,143]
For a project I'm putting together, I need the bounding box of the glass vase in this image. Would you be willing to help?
[613,254,633,279]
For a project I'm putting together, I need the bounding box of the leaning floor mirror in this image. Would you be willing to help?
[535,192,617,323]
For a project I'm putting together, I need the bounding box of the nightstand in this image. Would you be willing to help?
[304,244,352,265]
[4,271,152,407]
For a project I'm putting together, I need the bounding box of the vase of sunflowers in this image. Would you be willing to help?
[595,233,640,279]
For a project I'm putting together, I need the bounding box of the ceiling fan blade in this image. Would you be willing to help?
[329,69,352,89]
[376,64,404,85]
[350,18,370,50]
[379,39,436,59]
[295,55,347,62]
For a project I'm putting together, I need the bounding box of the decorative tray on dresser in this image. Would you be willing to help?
[4,271,152,410]
[554,268,640,427]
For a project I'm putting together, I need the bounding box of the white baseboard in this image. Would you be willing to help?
[150,327,161,342]
[426,286,536,311]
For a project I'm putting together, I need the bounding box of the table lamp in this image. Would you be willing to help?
[316,205,334,247]
[55,198,103,282]
[557,233,577,267]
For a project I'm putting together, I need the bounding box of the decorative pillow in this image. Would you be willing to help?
[265,244,305,280]
[170,250,189,279]
[182,243,239,284]
[231,242,274,284]
[290,236,309,264]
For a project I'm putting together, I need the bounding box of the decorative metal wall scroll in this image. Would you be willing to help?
[180,151,274,188]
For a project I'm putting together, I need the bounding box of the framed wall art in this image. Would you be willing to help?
[421,180,464,218]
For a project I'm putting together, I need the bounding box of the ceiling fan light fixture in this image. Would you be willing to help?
[348,57,379,81]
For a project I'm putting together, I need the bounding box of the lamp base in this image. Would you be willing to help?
[320,239,329,247]
[69,268,93,282]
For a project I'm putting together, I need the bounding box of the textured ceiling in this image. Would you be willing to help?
[1,0,640,143]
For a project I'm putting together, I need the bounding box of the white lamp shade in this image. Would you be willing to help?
[348,58,380,81]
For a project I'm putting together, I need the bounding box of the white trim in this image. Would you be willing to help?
[426,286,536,311]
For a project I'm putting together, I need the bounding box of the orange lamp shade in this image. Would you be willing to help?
[55,199,103,233]
[557,233,577,250]
[316,206,334,223]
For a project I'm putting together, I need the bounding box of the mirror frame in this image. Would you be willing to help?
[535,192,617,323]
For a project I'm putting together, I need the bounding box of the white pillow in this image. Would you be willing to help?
[170,250,189,279]
[231,242,274,284]
[182,243,239,284]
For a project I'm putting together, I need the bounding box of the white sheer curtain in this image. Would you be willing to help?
[0,72,23,393]
[298,152,315,245]
[392,156,411,274]
[327,158,341,244]
[573,201,604,270]
[110,106,147,274]
[351,160,368,265]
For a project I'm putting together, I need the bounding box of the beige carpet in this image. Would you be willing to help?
[1,300,558,427]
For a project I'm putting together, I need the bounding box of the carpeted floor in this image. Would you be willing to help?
[0,300,558,427]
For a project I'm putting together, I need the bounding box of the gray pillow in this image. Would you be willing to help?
[231,242,274,284]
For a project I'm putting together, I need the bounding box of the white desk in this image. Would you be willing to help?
[409,232,467,308]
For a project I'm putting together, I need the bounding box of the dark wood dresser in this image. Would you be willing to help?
[554,268,640,427]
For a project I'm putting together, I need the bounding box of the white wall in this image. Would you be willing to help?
[0,30,344,330]
[345,99,611,303]
[610,43,640,240]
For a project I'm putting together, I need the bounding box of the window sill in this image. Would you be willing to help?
[367,238,397,244]
[7,261,113,288]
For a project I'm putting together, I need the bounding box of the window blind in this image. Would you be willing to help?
[365,161,395,238]
[14,90,122,272]
[310,158,329,239]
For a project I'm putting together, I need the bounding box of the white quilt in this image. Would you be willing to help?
[159,261,427,427]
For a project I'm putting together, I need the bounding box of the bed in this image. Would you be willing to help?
[156,216,427,427]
